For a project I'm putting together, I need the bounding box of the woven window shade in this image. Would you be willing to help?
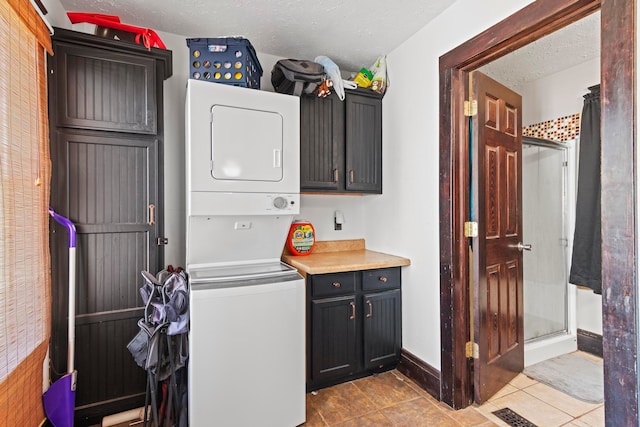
[0,0,51,425]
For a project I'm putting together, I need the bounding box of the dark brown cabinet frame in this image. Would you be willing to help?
[438,0,637,425]
[300,89,382,194]
[48,28,172,425]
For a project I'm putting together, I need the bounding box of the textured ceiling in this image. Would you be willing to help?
[58,0,599,86]
[479,11,600,92]
[58,0,457,72]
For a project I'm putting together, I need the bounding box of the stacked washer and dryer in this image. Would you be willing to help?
[185,79,305,426]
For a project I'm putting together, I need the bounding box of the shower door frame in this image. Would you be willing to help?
[521,140,577,367]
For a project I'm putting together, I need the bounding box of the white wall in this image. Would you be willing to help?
[364,0,534,368]
[520,57,599,126]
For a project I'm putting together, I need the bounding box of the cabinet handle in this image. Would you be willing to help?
[332,282,341,288]
[379,276,388,283]
[148,204,156,226]
[366,300,372,318]
[333,168,339,183]
[349,301,355,320]
[349,169,354,184]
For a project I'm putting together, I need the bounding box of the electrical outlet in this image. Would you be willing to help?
[334,210,344,231]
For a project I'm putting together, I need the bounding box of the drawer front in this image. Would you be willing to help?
[311,272,357,297]
[362,267,401,291]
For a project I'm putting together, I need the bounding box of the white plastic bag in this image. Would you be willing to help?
[314,55,345,100]
[369,56,388,95]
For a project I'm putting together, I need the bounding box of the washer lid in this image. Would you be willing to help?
[188,261,298,284]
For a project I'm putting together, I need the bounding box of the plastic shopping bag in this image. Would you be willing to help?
[369,56,388,95]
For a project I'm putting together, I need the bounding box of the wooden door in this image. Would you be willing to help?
[471,71,524,403]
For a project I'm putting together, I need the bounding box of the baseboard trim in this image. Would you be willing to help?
[577,329,603,358]
[397,349,441,400]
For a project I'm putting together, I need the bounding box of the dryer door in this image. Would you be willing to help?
[211,105,283,182]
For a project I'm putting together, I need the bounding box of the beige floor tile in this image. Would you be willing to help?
[488,383,519,401]
[447,406,495,426]
[570,405,605,427]
[523,382,601,418]
[509,373,539,389]
[474,401,510,427]
[490,389,573,426]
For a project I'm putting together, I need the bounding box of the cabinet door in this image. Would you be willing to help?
[52,42,158,134]
[311,295,358,382]
[363,289,401,370]
[300,94,344,191]
[345,92,382,193]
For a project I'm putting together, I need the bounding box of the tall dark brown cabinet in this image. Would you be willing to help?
[47,28,172,425]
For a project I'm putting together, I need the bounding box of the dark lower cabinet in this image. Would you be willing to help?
[311,296,358,382]
[363,289,401,370]
[307,267,401,390]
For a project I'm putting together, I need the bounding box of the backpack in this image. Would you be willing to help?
[271,59,325,96]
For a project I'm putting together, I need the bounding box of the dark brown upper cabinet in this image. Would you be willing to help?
[300,88,382,194]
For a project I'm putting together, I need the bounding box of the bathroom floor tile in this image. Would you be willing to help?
[490,389,573,426]
[523,382,601,418]
[509,373,539,390]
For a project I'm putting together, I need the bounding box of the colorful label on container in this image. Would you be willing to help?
[289,223,315,255]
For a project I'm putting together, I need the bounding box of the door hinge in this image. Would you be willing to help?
[157,237,169,246]
[464,221,478,238]
[466,341,479,359]
[464,100,478,117]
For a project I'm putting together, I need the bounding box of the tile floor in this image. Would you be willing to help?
[304,368,604,426]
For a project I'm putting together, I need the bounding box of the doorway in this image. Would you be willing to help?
[476,8,601,364]
[438,0,637,424]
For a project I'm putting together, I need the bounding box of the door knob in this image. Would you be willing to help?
[517,242,532,251]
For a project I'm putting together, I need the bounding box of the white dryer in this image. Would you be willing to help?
[185,80,305,427]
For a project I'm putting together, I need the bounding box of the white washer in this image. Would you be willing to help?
[188,262,305,427]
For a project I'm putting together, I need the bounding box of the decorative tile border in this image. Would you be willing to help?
[523,113,581,142]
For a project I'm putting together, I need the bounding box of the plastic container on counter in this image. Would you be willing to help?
[287,220,316,256]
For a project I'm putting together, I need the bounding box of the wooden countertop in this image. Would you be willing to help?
[282,239,411,276]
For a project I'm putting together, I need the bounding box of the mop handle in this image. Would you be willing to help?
[48,207,76,248]
[49,208,77,374]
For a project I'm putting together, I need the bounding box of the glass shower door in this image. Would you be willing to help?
[522,144,569,341]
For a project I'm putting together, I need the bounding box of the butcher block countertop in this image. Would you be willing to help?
[282,239,411,277]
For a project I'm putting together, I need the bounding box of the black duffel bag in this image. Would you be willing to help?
[271,59,325,96]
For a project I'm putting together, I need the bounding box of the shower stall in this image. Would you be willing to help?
[522,136,578,366]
